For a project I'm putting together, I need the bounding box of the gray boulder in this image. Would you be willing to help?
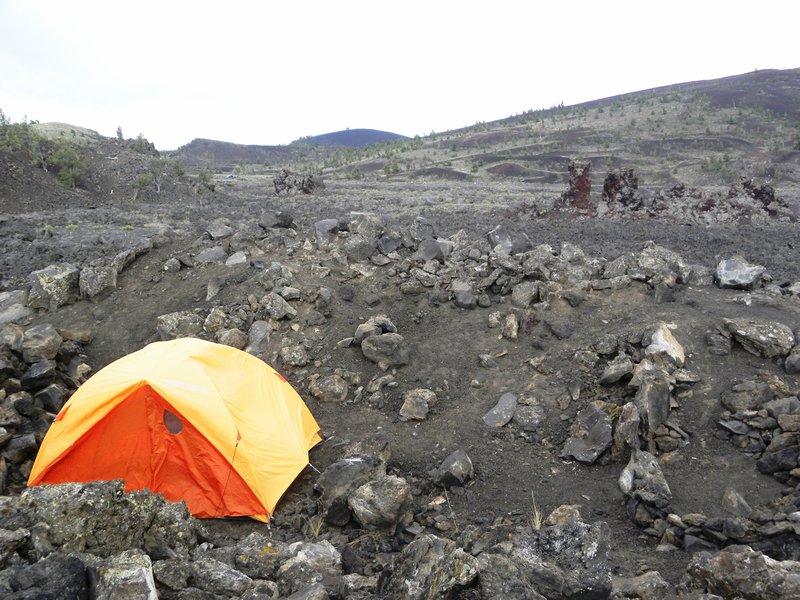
[276,540,343,599]
[79,266,118,300]
[400,388,436,421]
[715,256,767,290]
[599,353,634,384]
[315,454,386,526]
[245,320,271,356]
[11,480,196,559]
[619,450,672,521]
[612,571,672,600]
[314,219,339,248]
[205,222,234,240]
[0,290,32,327]
[487,224,514,254]
[353,315,397,345]
[432,449,474,488]
[385,534,479,599]
[511,281,540,308]
[451,279,477,309]
[725,318,795,358]
[27,263,79,310]
[483,392,517,427]
[309,374,348,402]
[560,401,613,463]
[192,556,253,596]
[21,323,62,363]
[93,548,158,600]
[260,292,297,320]
[361,333,409,370]
[156,310,204,340]
[684,545,800,599]
[0,552,89,598]
[194,245,227,264]
[635,370,672,435]
[348,474,411,530]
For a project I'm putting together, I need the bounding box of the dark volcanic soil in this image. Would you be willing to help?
[3,177,800,589]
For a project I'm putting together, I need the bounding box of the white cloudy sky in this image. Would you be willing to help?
[1,1,797,150]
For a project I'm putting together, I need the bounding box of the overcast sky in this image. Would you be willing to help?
[1,1,797,150]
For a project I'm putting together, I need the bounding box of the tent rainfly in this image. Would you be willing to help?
[28,338,321,522]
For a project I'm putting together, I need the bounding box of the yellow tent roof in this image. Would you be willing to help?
[29,338,321,521]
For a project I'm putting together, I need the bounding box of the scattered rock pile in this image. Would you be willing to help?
[0,322,91,494]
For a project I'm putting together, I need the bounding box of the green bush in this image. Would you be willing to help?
[49,139,86,188]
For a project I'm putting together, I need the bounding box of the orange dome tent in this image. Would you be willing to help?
[28,338,321,522]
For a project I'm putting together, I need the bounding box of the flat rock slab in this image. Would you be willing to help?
[483,392,517,427]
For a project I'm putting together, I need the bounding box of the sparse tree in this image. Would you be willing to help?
[116,126,124,141]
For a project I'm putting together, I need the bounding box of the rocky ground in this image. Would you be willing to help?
[1,173,800,599]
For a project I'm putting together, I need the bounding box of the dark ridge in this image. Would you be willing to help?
[293,128,408,148]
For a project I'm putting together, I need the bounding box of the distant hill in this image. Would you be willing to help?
[293,128,408,148]
[32,122,104,146]
[171,138,301,170]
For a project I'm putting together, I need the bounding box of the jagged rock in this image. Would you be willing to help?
[611,570,671,599]
[260,209,295,229]
[205,274,226,300]
[205,222,234,240]
[408,216,437,243]
[715,256,767,290]
[260,292,297,320]
[156,310,204,340]
[513,520,612,598]
[225,250,247,266]
[786,347,800,374]
[563,159,592,209]
[0,552,89,598]
[245,320,271,356]
[451,279,477,309]
[613,402,642,457]
[309,374,348,402]
[683,545,800,599]
[203,306,228,335]
[314,219,339,248]
[619,450,672,519]
[360,333,409,370]
[192,556,253,596]
[724,319,795,358]
[385,534,479,599]
[20,359,56,391]
[27,263,79,311]
[645,323,685,367]
[413,238,452,262]
[348,474,411,530]
[21,323,62,363]
[512,403,546,431]
[344,234,376,263]
[432,449,473,488]
[399,388,436,421]
[353,315,397,345]
[635,370,672,435]
[477,551,545,599]
[756,432,800,474]
[284,583,330,600]
[281,344,309,367]
[560,401,613,463]
[600,353,634,384]
[501,313,519,340]
[162,257,181,272]
[216,328,248,349]
[511,281,539,308]
[152,558,192,591]
[603,168,642,208]
[93,548,158,599]
[721,379,777,412]
[0,290,32,327]
[487,225,513,254]
[483,392,517,427]
[11,480,196,559]
[79,265,117,300]
[34,383,67,413]
[316,455,386,526]
[194,245,227,264]
[721,488,753,517]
